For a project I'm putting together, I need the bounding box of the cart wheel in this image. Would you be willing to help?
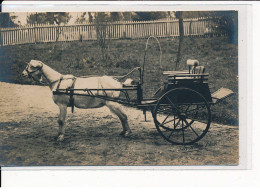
[153,88,211,145]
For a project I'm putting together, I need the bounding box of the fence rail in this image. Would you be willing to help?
[0,17,222,46]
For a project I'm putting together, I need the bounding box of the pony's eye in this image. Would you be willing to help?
[29,66,36,71]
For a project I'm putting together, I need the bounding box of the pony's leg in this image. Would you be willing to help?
[105,101,131,137]
[57,104,67,141]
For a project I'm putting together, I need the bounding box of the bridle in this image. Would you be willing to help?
[24,63,61,86]
[25,64,45,84]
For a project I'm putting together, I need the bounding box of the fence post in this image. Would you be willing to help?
[34,25,37,44]
[0,30,3,47]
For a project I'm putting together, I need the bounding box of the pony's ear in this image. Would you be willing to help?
[38,61,44,67]
[30,60,41,67]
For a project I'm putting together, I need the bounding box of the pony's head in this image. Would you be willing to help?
[22,60,44,83]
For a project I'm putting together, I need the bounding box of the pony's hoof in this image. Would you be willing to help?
[119,131,126,137]
[120,131,132,138]
[57,134,65,141]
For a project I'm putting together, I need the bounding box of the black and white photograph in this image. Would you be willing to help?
[0,10,239,167]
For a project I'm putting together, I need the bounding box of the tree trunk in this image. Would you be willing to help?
[175,14,184,70]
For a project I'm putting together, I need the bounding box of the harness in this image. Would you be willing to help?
[55,76,77,113]
[25,63,77,113]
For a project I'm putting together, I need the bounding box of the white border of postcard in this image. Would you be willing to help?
[1,0,258,188]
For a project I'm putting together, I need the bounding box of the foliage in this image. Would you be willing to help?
[180,11,238,44]
[109,12,122,22]
[0,13,17,28]
[94,12,112,62]
[210,11,238,44]
[27,13,71,43]
[76,12,94,23]
[76,12,88,23]
[133,12,168,21]
[122,12,133,21]
[75,12,174,23]
[180,11,212,19]
[27,12,71,25]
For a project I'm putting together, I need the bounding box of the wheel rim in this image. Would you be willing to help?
[153,88,211,145]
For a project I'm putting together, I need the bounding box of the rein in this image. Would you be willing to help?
[25,65,42,76]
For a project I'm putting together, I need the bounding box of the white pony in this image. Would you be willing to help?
[22,60,131,141]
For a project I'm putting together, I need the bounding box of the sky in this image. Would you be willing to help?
[10,12,80,25]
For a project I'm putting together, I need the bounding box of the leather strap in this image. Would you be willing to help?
[68,77,77,113]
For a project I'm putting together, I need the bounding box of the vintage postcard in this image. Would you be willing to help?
[0,4,246,169]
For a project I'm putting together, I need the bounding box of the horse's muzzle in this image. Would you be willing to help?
[22,70,28,77]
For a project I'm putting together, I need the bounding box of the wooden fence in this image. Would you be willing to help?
[0,17,222,46]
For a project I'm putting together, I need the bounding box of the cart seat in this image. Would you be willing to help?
[163,66,206,76]
[163,59,208,84]
[163,66,208,83]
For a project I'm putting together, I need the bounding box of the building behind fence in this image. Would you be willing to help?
[0,17,224,46]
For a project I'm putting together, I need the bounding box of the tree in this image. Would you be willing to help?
[76,12,87,23]
[210,11,238,44]
[27,12,71,43]
[27,12,71,25]
[88,12,94,23]
[94,12,111,62]
[179,11,211,19]
[175,11,184,70]
[0,13,17,28]
[180,11,238,44]
[122,12,133,21]
[0,13,17,46]
[132,12,167,21]
[76,12,95,24]
[110,12,122,22]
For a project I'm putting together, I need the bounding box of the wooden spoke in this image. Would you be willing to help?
[168,130,174,139]
[173,118,181,129]
[165,96,180,114]
[183,119,199,137]
[189,124,199,137]
[161,113,171,125]
[184,104,191,114]
[182,121,185,144]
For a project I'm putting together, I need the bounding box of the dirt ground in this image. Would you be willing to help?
[0,81,238,166]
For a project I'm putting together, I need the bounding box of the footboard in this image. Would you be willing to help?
[211,88,234,104]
